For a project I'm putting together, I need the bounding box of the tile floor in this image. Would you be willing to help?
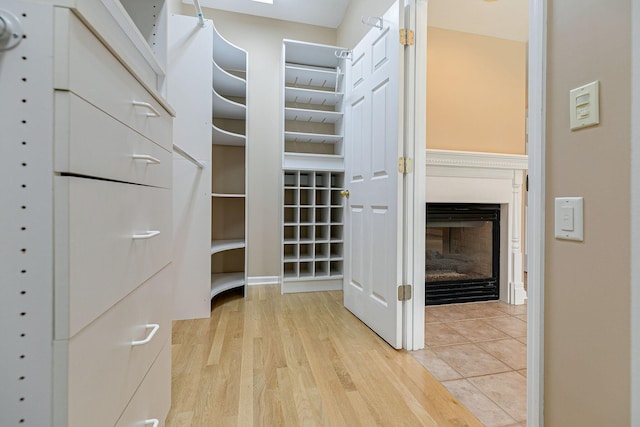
[412,301,527,427]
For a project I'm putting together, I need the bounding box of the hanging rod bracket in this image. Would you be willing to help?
[361,16,383,30]
[334,49,352,61]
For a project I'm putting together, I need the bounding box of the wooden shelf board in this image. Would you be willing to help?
[212,124,246,146]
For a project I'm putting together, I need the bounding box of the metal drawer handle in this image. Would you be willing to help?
[132,100,161,117]
[132,154,161,164]
[132,230,161,240]
[145,419,159,427]
[132,324,160,346]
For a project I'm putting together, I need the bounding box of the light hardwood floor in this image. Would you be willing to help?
[166,285,482,426]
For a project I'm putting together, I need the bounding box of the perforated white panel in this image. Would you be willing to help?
[0,2,54,426]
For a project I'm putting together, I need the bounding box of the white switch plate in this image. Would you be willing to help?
[570,81,599,130]
[555,197,584,241]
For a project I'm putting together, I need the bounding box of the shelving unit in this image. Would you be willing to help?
[211,23,248,299]
[281,40,347,294]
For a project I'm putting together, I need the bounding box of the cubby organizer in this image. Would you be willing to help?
[282,170,344,292]
[211,23,248,299]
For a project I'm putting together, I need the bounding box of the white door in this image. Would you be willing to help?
[343,1,405,349]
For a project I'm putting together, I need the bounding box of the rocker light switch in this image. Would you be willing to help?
[570,81,599,130]
[555,197,584,241]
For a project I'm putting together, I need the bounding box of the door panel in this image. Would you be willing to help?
[344,0,403,349]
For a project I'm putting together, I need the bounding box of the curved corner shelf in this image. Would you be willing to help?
[211,272,245,298]
[285,86,343,107]
[212,124,246,146]
[211,239,246,254]
[213,25,247,71]
[284,131,343,144]
[285,107,343,124]
[213,60,246,98]
[212,88,246,119]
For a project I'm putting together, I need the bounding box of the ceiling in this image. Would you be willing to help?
[188,0,351,28]
[186,0,529,41]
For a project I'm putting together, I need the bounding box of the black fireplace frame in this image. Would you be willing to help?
[425,203,500,305]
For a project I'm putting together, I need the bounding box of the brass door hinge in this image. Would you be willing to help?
[400,29,414,46]
[398,284,412,301]
[398,157,413,174]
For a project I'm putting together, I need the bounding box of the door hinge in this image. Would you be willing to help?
[400,29,415,46]
[398,157,413,174]
[398,284,412,301]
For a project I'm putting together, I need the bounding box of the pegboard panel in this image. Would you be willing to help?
[0,2,54,426]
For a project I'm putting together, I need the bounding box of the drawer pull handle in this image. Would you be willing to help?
[132,230,161,240]
[145,419,159,427]
[132,101,161,117]
[132,324,160,346]
[132,154,161,164]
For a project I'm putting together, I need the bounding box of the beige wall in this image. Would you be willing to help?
[170,1,336,277]
[336,0,396,48]
[545,0,631,424]
[426,27,526,154]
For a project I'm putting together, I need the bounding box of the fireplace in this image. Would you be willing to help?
[426,203,500,305]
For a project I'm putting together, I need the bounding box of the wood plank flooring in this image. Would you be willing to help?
[166,285,482,426]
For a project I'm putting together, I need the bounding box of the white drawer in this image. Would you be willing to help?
[55,91,172,188]
[54,9,172,151]
[115,340,171,427]
[53,266,172,427]
[54,176,172,339]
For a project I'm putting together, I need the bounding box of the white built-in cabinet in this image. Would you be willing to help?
[211,24,249,298]
[0,1,173,426]
[281,40,347,293]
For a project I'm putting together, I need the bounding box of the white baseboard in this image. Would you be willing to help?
[247,276,281,286]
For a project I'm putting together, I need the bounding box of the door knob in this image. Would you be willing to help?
[340,190,350,198]
[0,10,24,51]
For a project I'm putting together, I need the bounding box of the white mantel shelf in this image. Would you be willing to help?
[426,149,528,173]
[425,149,529,305]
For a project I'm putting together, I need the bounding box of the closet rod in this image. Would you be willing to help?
[174,144,205,169]
[193,0,205,27]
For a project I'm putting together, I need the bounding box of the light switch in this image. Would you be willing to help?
[555,197,584,241]
[570,81,599,130]
[560,205,574,231]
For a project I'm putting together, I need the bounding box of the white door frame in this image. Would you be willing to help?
[406,0,426,351]
[527,0,546,425]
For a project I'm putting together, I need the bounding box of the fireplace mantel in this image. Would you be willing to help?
[425,149,528,305]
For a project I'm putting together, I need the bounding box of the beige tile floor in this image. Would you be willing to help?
[412,301,527,427]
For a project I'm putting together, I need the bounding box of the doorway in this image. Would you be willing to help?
[416,0,545,425]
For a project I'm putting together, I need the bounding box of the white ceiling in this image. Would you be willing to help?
[186,0,529,41]
[187,0,351,28]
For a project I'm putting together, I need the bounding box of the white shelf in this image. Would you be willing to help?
[285,65,341,90]
[212,60,246,97]
[284,39,344,68]
[285,87,343,107]
[213,27,247,71]
[212,88,246,120]
[285,108,343,124]
[212,124,246,146]
[212,192,246,198]
[211,239,246,254]
[211,272,245,298]
[284,131,343,144]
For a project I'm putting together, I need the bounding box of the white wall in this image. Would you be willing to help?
[170,2,336,277]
